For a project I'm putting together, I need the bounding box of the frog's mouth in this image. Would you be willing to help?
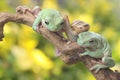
[83,45,97,51]
[48,28,59,32]
[86,46,97,51]
[51,25,63,32]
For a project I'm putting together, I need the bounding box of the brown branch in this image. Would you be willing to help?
[0,10,120,80]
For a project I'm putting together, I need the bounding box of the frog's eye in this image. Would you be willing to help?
[45,21,49,25]
[89,40,94,43]
[60,22,64,25]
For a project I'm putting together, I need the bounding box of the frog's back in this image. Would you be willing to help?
[38,9,61,18]
[93,32,112,56]
[85,32,112,58]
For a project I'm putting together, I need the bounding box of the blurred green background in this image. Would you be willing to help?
[0,0,120,80]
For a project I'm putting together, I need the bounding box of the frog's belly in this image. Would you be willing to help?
[87,51,103,58]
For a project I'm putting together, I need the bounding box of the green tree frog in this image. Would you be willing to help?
[32,7,64,32]
[77,31,115,73]
[16,6,64,32]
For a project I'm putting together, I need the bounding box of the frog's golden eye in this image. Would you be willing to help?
[45,20,49,25]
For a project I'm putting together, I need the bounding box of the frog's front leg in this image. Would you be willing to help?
[90,57,115,73]
[32,6,42,31]
[32,16,42,31]
[79,52,89,57]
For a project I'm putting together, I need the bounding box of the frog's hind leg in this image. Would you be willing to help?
[90,57,115,73]
[102,57,115,68]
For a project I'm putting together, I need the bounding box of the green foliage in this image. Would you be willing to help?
[0,0,120,80]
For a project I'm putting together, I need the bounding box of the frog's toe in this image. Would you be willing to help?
[90,65,98,71]
[90,64,108,73]
[79,54,84,57]
[90,65,101,73]
[95,67,101,73]
[79,53,88,57]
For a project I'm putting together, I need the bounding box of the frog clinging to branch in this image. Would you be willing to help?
[77,31,115,73]
[16,6,64,32]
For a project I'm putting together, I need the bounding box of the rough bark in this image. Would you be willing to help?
[0,10,120,80]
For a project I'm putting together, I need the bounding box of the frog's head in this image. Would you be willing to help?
[42,9,64,32]
[77,32,100,49]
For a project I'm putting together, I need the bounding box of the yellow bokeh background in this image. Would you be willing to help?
[0,0,120,80]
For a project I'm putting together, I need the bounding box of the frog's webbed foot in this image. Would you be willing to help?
[90,64,108,73]
[16,6,32,14]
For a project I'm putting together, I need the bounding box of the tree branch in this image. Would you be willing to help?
[0,10,120,80]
